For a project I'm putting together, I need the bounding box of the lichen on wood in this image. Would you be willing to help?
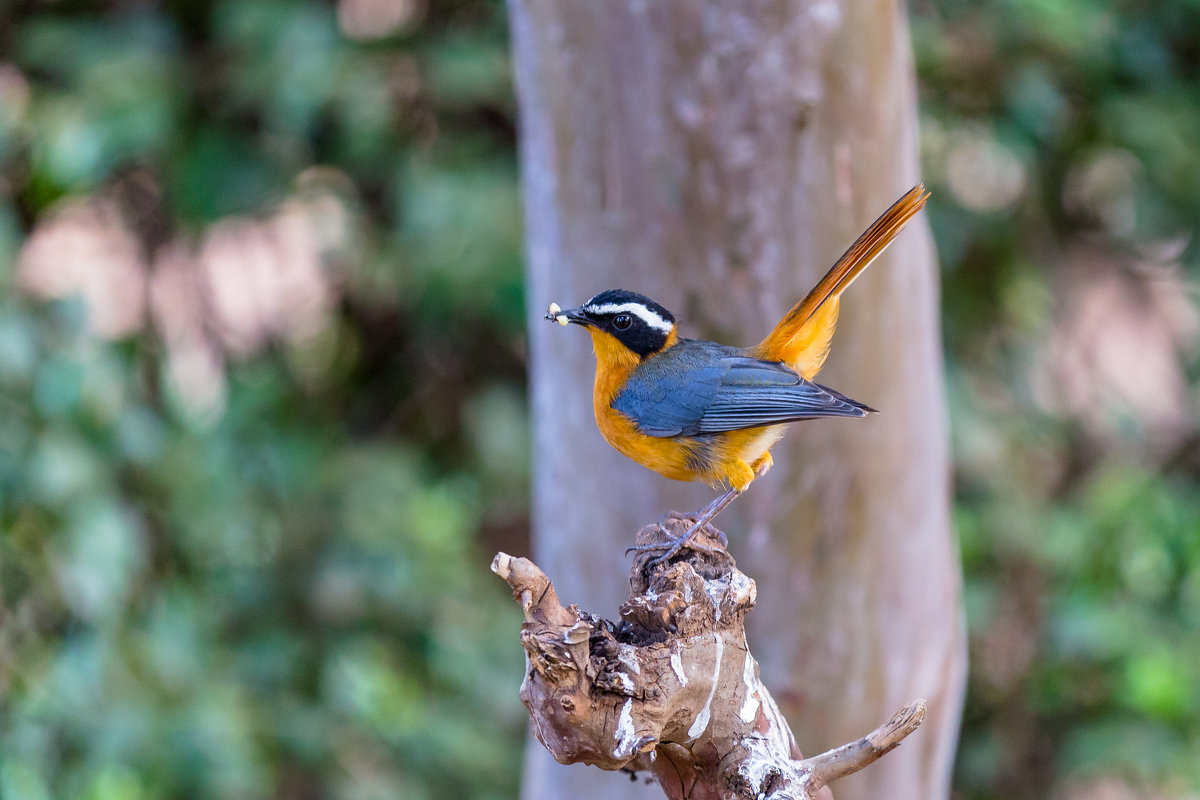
[492,517,926,799]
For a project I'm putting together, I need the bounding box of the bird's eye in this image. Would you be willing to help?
[613,314,633,331]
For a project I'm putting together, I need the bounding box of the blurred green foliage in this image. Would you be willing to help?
[915,0,1200,797]
[1,1,1198,799]
[0,2,527,799]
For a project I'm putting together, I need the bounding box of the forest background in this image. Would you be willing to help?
[0,1,1198,799]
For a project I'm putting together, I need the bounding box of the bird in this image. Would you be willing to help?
[545,184,929,562]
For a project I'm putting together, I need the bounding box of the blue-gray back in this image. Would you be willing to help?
[611,339,871,438]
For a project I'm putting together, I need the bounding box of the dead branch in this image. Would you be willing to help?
[492,517,927,799]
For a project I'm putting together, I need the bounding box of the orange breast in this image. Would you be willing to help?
[587,328,703,482]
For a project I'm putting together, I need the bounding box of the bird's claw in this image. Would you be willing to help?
[626,535,692,567]
[628,519,727,567]
[625,538,681,558]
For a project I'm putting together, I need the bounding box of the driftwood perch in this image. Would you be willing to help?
[492,516,927,799]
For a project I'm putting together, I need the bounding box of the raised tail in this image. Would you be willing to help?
[750,184,930,377]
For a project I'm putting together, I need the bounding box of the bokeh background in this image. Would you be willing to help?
[0,1,1197,799]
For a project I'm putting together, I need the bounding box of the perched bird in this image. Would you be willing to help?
[546,185,929,561]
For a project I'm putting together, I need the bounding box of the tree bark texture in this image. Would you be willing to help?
[511,3,965,800]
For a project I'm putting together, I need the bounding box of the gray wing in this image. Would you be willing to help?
[612,343,872,438]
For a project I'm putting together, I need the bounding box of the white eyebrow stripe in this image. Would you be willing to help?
[583,302,674,333]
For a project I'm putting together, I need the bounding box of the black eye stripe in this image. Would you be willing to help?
[579,294,676,334]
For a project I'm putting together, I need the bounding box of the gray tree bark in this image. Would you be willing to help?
[511,2,965,800]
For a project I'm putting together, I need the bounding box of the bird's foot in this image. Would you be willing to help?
[627,518,725,566]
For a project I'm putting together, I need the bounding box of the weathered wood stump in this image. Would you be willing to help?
[493,516,926,799]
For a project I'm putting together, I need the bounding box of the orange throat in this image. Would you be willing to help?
[585,327,699,482]
[587,328,647,407]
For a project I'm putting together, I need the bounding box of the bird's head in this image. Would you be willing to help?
[546,289,677,360]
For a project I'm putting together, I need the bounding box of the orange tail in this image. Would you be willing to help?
[750,184,930,378]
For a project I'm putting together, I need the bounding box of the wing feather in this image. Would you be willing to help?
[612,346,871,437]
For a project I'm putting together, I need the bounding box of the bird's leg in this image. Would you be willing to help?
[631,489,742,565]
[657,493,730,544]
[654,456,773,543]
[629,487,740,560]
[630,456,773,565]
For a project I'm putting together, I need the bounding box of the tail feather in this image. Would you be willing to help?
[751,184,930,377]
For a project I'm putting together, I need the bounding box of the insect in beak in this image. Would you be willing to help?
[547,303,596,327]
[545,302,569,326]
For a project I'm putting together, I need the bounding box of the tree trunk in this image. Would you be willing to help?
[511,2,965,800]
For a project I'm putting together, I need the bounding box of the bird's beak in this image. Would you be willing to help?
[544,302,593,327]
